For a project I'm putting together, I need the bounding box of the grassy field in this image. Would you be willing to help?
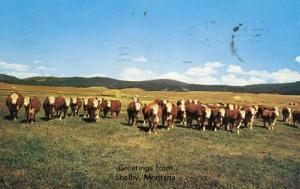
[0,82,299,189]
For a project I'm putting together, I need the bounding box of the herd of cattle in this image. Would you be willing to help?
[5,92,300,134]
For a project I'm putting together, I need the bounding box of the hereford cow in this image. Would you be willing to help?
[102,99,121,118]
[6,92,24,121]
[127,97,142,126]
[142,103,149,125]
[186,103,211,130]
[242,106,256,130]
[86,97,101,121]
[282,107,292,123]
[70,97,82,116]
[223,109,246,134]
[43,96,55,120]
[292,110,300,126]
[162,102,178,130]
[261,107,279,130]
[82,97,89,118]
[144,103,162,134]
[24,96,41,124]
[54,96,68,120]
[208,108,225,131]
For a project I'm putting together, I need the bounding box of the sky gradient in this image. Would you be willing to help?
[0,0,300,85]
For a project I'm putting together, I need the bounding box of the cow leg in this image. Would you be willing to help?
[236,122,241,134]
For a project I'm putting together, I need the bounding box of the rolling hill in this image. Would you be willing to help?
[0,74,300,95]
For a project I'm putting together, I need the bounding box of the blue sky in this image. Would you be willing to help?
[0,0,300,85]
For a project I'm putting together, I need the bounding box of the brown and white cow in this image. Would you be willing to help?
[144,103,162,134]
[127,97,142,126]
[241,106,256,130]
[223,109,246,134]
[70,97,82,116]
[54,96,68,120]
[282,107,292,123]
[43,96,55,120]
[102,99,122,118]
[262,107,279,130]
[24,96,41,124]
[186,103,211,130]
[86,97,101,121]
[162,102,178,130]
[6,92,24,121]
[208,107,225,131]
[292,110,300,126]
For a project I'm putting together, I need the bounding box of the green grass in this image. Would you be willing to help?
[0,93,300,189]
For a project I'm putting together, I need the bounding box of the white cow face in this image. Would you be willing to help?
[48,96,55,105]
[83,98,89,106]
[107,100,112,108]
[93,99,99,108]
[163,99,168,105]
[152,104,159,115]
[206,108,211,119]
[135,102,141,111]
[219,108,225,117]
[166,102,172,113]
[65,98,71,107]
[24,96,31,107]
[10,93,19,104]
[193,99,199,104]
[228,104,234,110]
[274,107,279,117]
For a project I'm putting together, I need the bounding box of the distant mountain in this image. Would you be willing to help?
[0,74,300,95]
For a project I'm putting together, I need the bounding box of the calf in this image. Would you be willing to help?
[86,97,101,121]
[54,96,68,120]
[208,108,225,131]
[43,96,55,120]
[292,110,300,126]
[162,102,178,130]
[223,109,246,134]
[127,101,142,126]
[262,107,279,130]
[6,92,24,121]
[24,96,41,124]
[70,97,82,116]
[282,107,292,123]
[102,99,122,118]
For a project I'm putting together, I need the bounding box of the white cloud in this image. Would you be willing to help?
[185,61,224,77]
[33,59,43,64]
[80,73,106,78]
[0,61,29,72]
[132,56,147,63]
[117,62,300,86]
[35,66,56,71]
[118,67,157,81]
[296,56,300,63]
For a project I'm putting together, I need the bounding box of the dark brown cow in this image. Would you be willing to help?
[43,96,55,120]
[162,102,178,130]
[54,96,68,120]
[102,99,121,118]
[241,106,256,130]
[6,92,24,121]
[127,101,142,126]
[24,96,41,124]
[282,107,292,123]
[86,97,101,121]
[70,97,82,116]
[142,103,149,125]
[223,109,246,134]
[262,107,279,130]
[143,103,162,134]
[208,108,225,131]
[176,99,186,125]
[292,110,300,126]
[186,104,211,130]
